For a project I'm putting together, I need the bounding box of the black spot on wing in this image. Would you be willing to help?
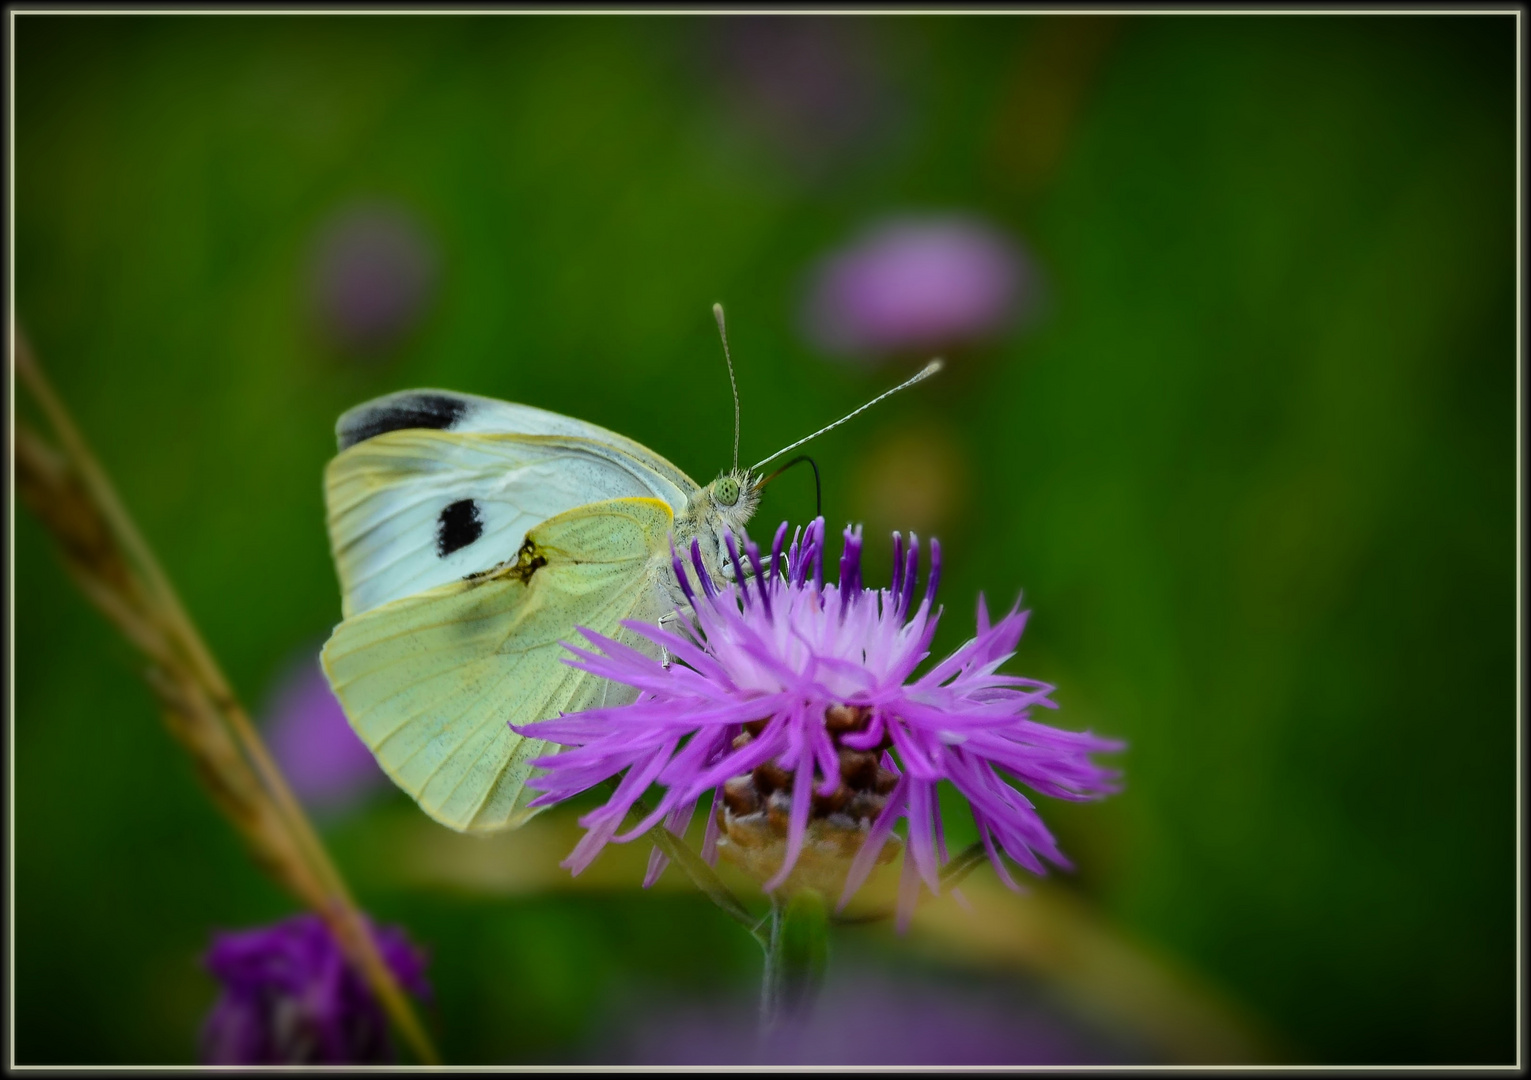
[338,392,469,450]
[436,499,484,556]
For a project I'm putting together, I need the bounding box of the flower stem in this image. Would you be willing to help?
[826,840,991,926]
[619,786,767,948]
[760,889,829,1035]
[610,787,827,1034]
[14,330,440,1066]
[939,840,990,889]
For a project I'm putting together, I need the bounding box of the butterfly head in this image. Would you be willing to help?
[671,468,761,600]
[705,467,760,532]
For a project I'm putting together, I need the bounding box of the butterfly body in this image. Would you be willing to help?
[319,388,756,833]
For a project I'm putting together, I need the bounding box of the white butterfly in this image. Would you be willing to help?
[320,308,940,833]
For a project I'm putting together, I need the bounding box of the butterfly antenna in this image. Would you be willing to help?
[750,359,944,473]
[713,302,740,471]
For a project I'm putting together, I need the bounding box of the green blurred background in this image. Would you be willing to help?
[13,13,1516,1065]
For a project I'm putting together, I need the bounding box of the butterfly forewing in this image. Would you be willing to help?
[326,428,694,617]
[320,388,748,834]
[325,389,700,620]
[321,497,675,833]
[337,389,700,485]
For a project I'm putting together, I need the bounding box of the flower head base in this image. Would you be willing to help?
[520,519,1122,926]
[201,913,431,1065]
[714,702,904,898]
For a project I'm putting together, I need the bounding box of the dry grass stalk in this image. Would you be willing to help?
[14,330,440,1065]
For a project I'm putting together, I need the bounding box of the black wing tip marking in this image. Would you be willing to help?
[437,498,485,556]
[338,391,470,450]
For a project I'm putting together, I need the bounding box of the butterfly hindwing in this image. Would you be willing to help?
[320,497,674,833]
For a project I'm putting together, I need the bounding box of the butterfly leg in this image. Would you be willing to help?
[656,611,679,669]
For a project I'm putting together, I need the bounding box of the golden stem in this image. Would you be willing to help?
[14,330,440,1065]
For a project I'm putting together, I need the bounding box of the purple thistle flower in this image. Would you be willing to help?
[802,215,1037,362]
[518,518,1122,927]
[200,913,431,1065]
[602,962,1137,1065]
[309,201,439,356]
[706,17,900,176]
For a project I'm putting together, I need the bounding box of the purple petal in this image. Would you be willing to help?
[762,753,816,893]
[837,770,908,911]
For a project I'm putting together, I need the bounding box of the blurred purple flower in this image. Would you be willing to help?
[263,648,387,816]
[518,518,1122,926]
[709,17,899,173]
[309,202,438,355]
[597,961,1143,1065]
[201,913,430,1065]
[802,216,1036,361]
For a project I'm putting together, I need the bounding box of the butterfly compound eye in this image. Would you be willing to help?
[715,476,741,507]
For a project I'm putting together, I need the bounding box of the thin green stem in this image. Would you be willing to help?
[940,840,990,889]
[759,889,829,1035]
[617,785,767,949]
[759,896,785,1032]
